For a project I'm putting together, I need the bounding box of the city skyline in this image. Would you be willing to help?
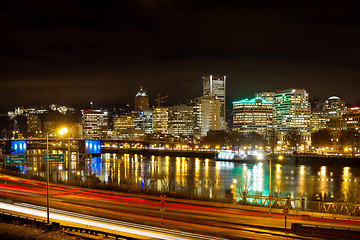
[0,0,359,108]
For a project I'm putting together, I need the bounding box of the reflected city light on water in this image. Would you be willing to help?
[13,153,360,201]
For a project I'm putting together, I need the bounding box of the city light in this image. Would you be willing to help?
[58,127,69,136]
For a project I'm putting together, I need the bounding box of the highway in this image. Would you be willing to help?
[0,174,359,239]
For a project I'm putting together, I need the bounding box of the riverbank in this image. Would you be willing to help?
[269,153,360,165]
[101,147,217,158]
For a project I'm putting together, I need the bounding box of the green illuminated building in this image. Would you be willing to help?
[232,96,273,135]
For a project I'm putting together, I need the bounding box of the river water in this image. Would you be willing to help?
[17,150,360,202]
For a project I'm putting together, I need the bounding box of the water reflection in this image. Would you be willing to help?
[11,153,360,201]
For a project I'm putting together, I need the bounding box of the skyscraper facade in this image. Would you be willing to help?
[232,97,273,135]
[152,107,168,134]
[273,89,311,143]
[134,110,153,134]
[198,96,221,136]
[168,104,195,136]
[203,75,226,130]
[134,87,149,111]
[27,115,42,137]
[82,110,108,139]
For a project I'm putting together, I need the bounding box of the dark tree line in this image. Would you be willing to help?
[202,131,266,147]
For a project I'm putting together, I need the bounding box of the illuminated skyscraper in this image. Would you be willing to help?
[152,107,168,134]
[134,87,149,111]
[134,110,153,134]
[198,96,220,136]
[203,75,226,130]
[273,89,311,143]
[27,115,42,137]
[168,104,195,137]
[82,110,108,139]
[232,97,273,135]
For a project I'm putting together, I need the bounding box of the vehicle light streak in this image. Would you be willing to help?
[0,202,224,240]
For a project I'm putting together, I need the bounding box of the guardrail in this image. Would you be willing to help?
[236,195,360,216]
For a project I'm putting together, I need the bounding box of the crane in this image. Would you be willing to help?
[156,94,169,108]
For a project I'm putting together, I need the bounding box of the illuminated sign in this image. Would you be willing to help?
[85,140,101,154]
[10,140,27,155]
[350,107,359,111]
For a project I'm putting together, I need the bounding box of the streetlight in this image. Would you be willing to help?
[59,127,71,181]
[46,128,67,224]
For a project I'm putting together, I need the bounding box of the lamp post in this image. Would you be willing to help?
[59,127,70,181]
[269,157,272,215]
[46,132,50,224]
[46,128,68,224]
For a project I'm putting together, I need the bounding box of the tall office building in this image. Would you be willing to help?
[134,110,153,134]
[273,89,311,143]
[168,104,195,137]
[203,75,226,130]
[198,96,221,136]
[27,115,42,137]
[82,110,108,139]
[134,87,149,111]
[232,96,273,135]
[310,109,327,132]
[152,107,168,134]
[113,115,135,131]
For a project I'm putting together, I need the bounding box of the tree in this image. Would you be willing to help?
[339,129,360,155]
[84,173,101,188]
[236,177,253,204]
[311,129,332,148]
[285,128,303,153]
[266,128,278,154]
[243,132,266,147]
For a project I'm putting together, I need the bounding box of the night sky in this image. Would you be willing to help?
[1,0,359,109]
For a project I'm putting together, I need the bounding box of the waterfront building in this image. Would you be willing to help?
[26,115,42,137]
[323,96,347,117]
[232,96,273,135]
[168,104,196,137]
[273,89,311,144]
[82,110,108,139]
[311,109,327,132]
[152,107,168,134]
[203,75,226,130]
[344,110,360,131]
[112,114,144,139]
[134,87,149,111]
[113,115,135,131]
[134,110,153,134]
[197,96,220,136]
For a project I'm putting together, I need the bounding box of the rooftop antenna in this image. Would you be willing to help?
[90,102,93,110]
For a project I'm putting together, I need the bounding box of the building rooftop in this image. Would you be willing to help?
[232,96,273,105]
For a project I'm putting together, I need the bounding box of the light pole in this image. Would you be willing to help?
[46,128,68,224]
[46,132,50,224]
[269,157,272,215]
[59,127,70,181]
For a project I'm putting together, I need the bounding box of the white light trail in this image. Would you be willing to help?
[0,202,225,240]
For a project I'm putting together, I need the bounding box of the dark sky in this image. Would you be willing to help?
[1,0,359,109]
